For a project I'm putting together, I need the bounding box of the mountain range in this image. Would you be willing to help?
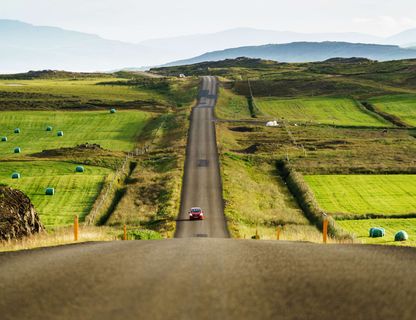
[166,42,416,66]
[1,19,416,72]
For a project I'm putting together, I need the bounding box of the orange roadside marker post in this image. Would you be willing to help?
[323,218,328,244]
[123,224,127,241]
[74,215,79,241]
[276,226,281,240]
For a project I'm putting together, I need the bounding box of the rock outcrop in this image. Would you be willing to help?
[0,186,44,241]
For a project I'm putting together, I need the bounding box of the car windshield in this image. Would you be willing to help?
[191,208,201,212]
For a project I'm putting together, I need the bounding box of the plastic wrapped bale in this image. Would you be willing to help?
[110,108,116,114]
[14,128,20,134]
[14,147,21,154]
[45,188,55,196]
[75,166,85,173]
[11,173,20,179]
[370,227,385,238]
[395,230,409,242]
[46,126,53,132]
[1,137,7,142]
[57,131,64,137]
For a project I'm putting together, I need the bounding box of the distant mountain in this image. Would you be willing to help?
[386,28,416,47]
[1,20,416,73]
[164,42,416,66]
[139,28,384,59]
[0,20,171,73]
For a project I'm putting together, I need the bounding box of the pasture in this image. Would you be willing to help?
[0,110,150,157]
[0,161,112,226]
[304,175,416,217]
[0,78,168,104]
[255,97,389,126]
[337,218,416,246]
[370,94,416,127]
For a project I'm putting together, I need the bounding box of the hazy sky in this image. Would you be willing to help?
[1,0,416,42]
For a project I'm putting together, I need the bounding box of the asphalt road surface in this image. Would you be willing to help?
[1,239,415,320]
[176,76,229,238]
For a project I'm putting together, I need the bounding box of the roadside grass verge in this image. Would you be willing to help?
[0,226,119,252]
[255,97,390,127]
[0,161,112,226]
[370,94,416,127]
[106,112,190,236]
[0,110,150,157]
[304,175,416,217]
[337,218,416,246]
[217,121,323,241]
[215,87,251,119]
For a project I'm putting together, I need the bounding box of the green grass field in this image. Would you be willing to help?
[0,110,150,157]
[370,95,416,127]
[0,161,112,226]
[304,175,416,216]
[255,97,389,126]
[215,88,251,119]
[0,78,167,103]
[337,218,416,246]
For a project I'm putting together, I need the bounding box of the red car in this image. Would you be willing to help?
[189,207,204,220]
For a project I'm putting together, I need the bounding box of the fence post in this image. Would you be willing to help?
[323,218,328,244]
[123,224,127,241]
[74,215,79,241]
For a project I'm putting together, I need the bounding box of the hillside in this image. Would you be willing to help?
[0,20,169,72]
[164,42,416,66]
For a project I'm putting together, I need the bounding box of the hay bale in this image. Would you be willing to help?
[0,186,44,240]
[369,227,385,238]
[14,128,20,134]
[45,188,55,196]
[395,230,409,242]
[1,136,7,142]
[75,166,85,173]
[14,147,21,153]
[11,172,21,179]
[46,126,53,132]
[57,131,64,137]
[110,108,116,114]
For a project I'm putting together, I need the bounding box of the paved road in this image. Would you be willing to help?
[176,76,229,238]
[1,239,415,320]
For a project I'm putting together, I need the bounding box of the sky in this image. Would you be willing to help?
[1,0,416,42]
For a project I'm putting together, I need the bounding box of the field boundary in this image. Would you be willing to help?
[276,160,351,240]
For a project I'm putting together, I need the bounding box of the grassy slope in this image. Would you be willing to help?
[215,87,251,119]
[304,175,416,216]
[0,110,149,157]
[0,161,112,226]
[337,218,416,246]
[217,123,322,241]
[0,78,168,103]
[255,97,390,126]
[370,95,416,127]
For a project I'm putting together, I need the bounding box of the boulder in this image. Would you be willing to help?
[0,186,44,241]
